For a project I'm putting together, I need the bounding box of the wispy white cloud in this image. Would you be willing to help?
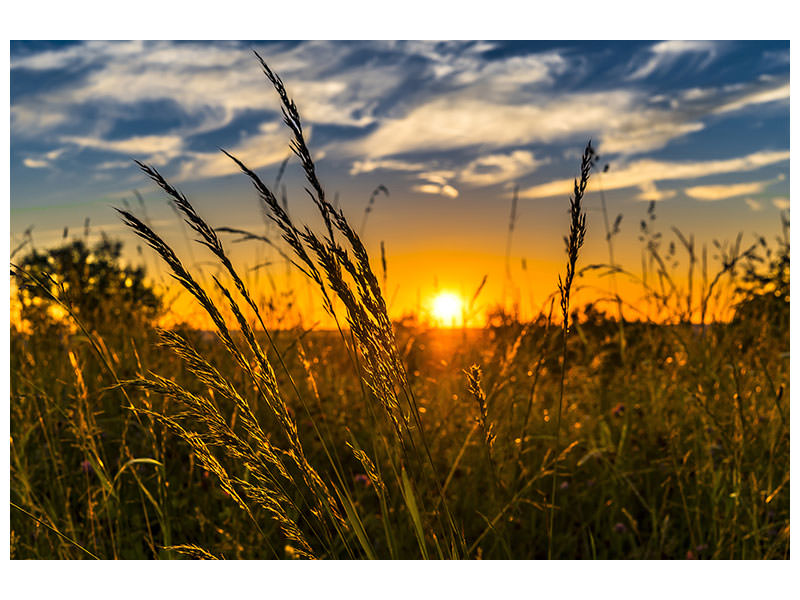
[44,148,66,160]
[412,183,459,198]
[343,72,787,161]
[61,134,185,166]
[439,51,568,89]
[745,198,763,211]
[21,148,67,169]
[345,91,643,158]
[57,125,291,182]
[11,40,149,71]
[772,197,790,210]
[349,158,428,176]
[459,150,548,187]
[23,158,50,169]
[353,151,548,191]
[520,150,790,199]
[627,41,720,80]
[713,82,789,114]
[173,122,291,181]
[411,169,460,198]
[684,179,774,201]
[96,160,135,171]
[636,181,676,202]
[11,104,70,136]
[600,120,705,155]
[418,170,457,186]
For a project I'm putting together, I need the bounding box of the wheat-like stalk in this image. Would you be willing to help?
[548,140,594,560]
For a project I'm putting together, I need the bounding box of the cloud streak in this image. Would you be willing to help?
[684,179,775,201]
[520,150,790,200]
[626,40,720,80]
[412,183,459,198]
[459,150,548,187]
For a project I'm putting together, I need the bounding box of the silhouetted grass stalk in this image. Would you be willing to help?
[548,141,593,560]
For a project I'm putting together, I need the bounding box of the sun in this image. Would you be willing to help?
[431,291,464,327]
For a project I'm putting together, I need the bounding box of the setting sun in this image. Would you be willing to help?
[431,291,464,327]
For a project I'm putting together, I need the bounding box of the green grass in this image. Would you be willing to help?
[9,54,789,560]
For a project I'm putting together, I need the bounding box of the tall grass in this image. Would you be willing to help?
[10,53,789,560]
[112,51,466,558]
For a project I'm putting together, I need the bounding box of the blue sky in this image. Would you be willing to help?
[9,40,790,319]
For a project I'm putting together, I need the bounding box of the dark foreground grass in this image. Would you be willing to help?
[9,54,789,560]
[9,314,791,559]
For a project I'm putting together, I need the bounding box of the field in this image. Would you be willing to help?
[9,53,790,560]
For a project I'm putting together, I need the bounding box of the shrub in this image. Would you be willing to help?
[14,238,161,334]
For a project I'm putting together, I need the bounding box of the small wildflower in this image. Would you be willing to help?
[354,474,370,486]
[613,522,627,534]
[560,480,570,491]
[80,459,93,474]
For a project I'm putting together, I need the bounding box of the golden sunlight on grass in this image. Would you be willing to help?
[430,291,464,327]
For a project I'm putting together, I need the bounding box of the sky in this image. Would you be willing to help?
[9,40,790,325]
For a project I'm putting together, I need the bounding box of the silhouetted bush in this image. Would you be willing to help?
[15,238,162,334]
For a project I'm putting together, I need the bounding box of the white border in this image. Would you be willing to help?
[3,3,796,598]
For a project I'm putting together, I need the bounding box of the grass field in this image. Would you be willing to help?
[9,53,790,560]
